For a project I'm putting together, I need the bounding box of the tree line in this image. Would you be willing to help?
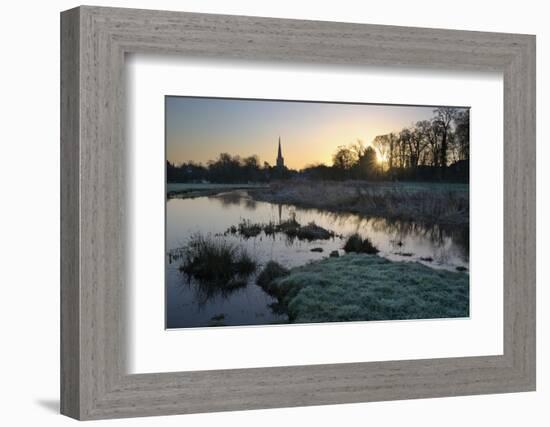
[316,106,469,181]
[374,107,469,175]
[167,106,469,183]
[167,153,292,183]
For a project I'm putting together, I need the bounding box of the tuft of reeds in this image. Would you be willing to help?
[236,219,263,238]
[179,233,257,286]
[343,233,379,254]
[225,215,335,242]
[276,217,301,234]
[225,225,237,235]
[262,221,278,236]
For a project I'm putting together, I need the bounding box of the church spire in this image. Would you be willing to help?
[276,136,284,169]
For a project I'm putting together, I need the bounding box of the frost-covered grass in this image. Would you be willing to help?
[264,254,469,323]
[252,180,469,225]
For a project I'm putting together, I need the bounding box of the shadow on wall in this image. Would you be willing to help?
[35,399,59,414]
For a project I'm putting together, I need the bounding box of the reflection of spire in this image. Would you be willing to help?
[278,204,282,224]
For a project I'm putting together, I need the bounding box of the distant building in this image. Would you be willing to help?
[276,137,284,169]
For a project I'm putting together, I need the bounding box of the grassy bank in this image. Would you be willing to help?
[167,183,268,199]
[257,254,469,323]
[250,181,469,225]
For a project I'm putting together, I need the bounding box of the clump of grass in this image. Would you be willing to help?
[343,233,379,254]
[294,222,334,240]
[256,261,290,298]
[180,233,257,286]
[226,215,335,242]
[277,217,301,234]
[276,217,333,241]
[225,225,237,235]
[263,221,278,236]
[236,219,263,238]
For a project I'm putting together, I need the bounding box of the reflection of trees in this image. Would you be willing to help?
[188,190,470,270]
[214,190,258,211]
[216,189,470,261]
[367,217,468,253]
[445,225,469,260]
[293,208,469,258]
[244,197,258,210]
[213,191,243,208]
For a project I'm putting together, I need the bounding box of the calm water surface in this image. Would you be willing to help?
[166,190,468,328]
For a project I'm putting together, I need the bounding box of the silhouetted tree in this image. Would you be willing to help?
[356,146,378,180]
[454,110,470,161]
[409,124,428,168]
[332,145,357,178]
[433,107,460,176]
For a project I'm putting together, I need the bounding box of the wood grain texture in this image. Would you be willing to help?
[60,5,536,420]
[60,7,80,419]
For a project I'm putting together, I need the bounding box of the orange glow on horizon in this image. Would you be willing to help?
[166,97,445,170]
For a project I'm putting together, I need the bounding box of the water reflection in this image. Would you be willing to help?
[177,272,248,309]
[216,190,258,210]
[166,190,469,328]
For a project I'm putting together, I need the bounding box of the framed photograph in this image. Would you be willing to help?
[164,97,471,329]
[61,6,536,420]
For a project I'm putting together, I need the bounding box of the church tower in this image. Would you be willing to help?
[276,137,284,169]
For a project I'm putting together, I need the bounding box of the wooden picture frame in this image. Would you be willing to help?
[60,5,536,420]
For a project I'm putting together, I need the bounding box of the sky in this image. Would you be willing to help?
[166,96,451,170]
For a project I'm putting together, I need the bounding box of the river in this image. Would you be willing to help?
[166,190,468,328]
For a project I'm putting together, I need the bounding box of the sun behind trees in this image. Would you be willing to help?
[167,106,469,184]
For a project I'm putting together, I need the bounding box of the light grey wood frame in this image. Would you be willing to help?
[61,5,536,420]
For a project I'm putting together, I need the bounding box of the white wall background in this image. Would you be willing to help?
[0,0,546,425]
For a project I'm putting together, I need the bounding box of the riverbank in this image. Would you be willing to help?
[250,180,469,225]
[167,183,268,199]
[257,254,469,323]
